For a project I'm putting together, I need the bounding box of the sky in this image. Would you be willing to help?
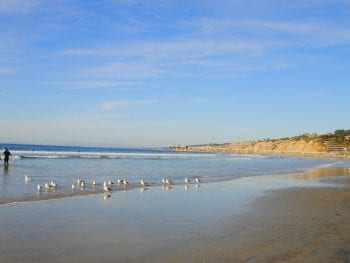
[0,0,350,147]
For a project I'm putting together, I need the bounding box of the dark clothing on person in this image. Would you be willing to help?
[3,149,11,165]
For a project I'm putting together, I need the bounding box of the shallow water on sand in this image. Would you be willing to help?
[0,144,339,204]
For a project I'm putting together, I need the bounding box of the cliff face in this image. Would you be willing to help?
[219,138,326,153]
[170,130,350,159]
[174,137,333,157]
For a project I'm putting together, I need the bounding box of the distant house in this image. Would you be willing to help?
[169,145,188,151]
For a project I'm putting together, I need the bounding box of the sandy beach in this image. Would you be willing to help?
[168,181,350,262]
[0,167,349,262]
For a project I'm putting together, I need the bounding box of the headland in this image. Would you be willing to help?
[170,129,350,159]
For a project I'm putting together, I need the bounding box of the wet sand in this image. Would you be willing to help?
[0,168,350,262]
[169,184,350,262]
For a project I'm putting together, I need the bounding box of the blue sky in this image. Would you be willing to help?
[0,0,350,147]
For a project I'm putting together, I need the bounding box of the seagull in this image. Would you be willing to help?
[37,184,42,190]
[45,182,55,190]
[195,178,201,183]
[108,180,114,185]
[162,178,172,185]
[80,181,85,188]
[50,181,57,188]
[71,183,76,189]
[77,178,85,185]
[184,178,191,183]
[92,180,97,186]
[25,175,32,182]
[140,179,148,186]
[103,183,111,192]
[122,179,128,186]
[117,178,122,184]
[165,179,172,185]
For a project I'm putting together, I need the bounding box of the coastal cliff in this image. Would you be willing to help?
[170,130,350,159]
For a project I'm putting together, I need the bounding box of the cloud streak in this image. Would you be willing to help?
[58,17,350,84]
[101,99,158,110]
[0,0,41,13]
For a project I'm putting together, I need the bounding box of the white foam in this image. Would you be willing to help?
[12,150,217,160]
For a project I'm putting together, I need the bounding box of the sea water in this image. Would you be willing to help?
[0,143,339,204]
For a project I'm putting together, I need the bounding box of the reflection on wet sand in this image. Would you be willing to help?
[162,185,172,191]
[103,193,111,200]
[140,187,148,193]
[290,167,350,179]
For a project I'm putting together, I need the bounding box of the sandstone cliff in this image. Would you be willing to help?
[170,131,350,159]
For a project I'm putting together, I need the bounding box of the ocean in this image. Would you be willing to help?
[0,143,340,204]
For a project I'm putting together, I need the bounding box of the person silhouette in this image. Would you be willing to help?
[3,148,11,165]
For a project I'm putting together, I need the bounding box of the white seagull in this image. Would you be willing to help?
[25,175,32,182]
[108,180,114,185]
[37,184,42,190]
[77,178,85,185]
[92,180,97,186]
[140,179,148,186]
[184,178,191,183]
[45,182,55,190]
[103,183,111,192]
[162,178,172,185]
[50,181,57,188]
[195,178,201,183]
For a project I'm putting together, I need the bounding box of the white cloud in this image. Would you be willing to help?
[0,0,41,13]
[59,17,350,83]
[0,67,16,74]
[62,38,269,59]
[101,99,158,110]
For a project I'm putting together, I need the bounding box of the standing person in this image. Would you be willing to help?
[3,148,11,165]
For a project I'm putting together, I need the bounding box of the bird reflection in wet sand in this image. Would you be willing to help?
[184,185,190,190]
[103,193,111,200]
[162,185,172,191]
[140,187,148,193]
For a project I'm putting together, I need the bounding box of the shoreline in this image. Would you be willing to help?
[1,161,345,206]
[170,146,350,160]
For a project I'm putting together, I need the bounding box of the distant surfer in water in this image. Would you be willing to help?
[3,148,11,165]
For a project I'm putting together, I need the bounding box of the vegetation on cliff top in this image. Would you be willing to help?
[187,130,350,148]
[289,129,350,145]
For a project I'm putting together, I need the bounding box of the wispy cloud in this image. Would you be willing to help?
[61,38,279,81]
[101,99,158,110]
[0,0,41,13]
[188,98,222,105]
[182,18,350,46]
[62,38,270,58]
[48,80,144,90]
[0,67,16,74]
[59,16,350,83]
